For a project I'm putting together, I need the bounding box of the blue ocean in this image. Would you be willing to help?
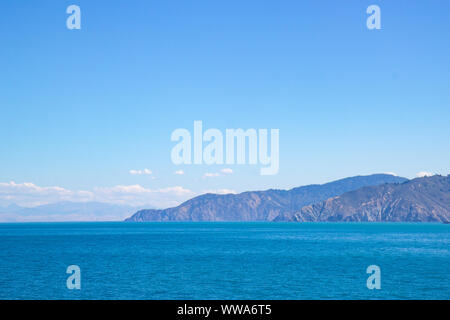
[0,222,448,300]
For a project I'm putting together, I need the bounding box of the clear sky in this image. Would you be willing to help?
[1,0,449,208]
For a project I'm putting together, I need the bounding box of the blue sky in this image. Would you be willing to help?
[1,0,449,208]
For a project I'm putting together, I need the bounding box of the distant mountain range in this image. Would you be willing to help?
[126,173,446,222]
[0,201,142,222]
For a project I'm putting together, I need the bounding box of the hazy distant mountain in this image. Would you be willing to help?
[125,174,407,222]
[0,201,144,222]
[278,175,450,223]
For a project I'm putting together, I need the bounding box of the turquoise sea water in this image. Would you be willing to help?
[0,222,448,300]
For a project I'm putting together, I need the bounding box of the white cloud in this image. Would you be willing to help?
[203,173,220,178]
[129,168,152,175]
[202,189,237,195]
[0,181,193,209]
[416,171,433,178]
[174,170,185,175]
[202,169,233,178]
[383,172,398,176]
[88,185,193,208]
[0,181,91,207]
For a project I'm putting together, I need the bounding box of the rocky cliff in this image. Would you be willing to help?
[278,175,450,222]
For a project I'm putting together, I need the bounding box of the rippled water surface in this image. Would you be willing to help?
[0,222,448,299]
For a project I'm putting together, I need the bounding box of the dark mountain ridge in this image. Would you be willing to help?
[279,175,450,223]
[125,174,408,222]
